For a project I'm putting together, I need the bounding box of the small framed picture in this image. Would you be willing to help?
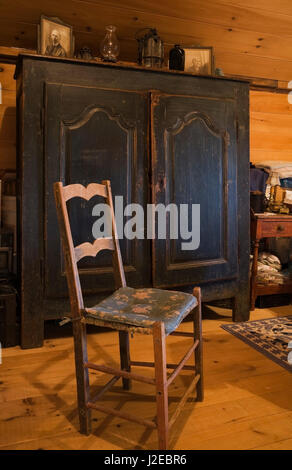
[183,46,214,75]
[38,15,74,58]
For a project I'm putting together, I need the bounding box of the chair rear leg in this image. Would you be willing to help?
[119,331,131,390]
[193,287,204,402]
[153,322,168,450]
[72,320,91,434]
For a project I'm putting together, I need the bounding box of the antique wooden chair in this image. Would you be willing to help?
[54,180,203,450]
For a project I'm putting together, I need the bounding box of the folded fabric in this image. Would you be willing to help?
[256,269,289,285]
[258,252,282,271]
[256,161,292,179]
[256,263,290,285]
[256,161,292,170]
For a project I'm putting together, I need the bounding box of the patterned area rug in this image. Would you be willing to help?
[221,316,292,372]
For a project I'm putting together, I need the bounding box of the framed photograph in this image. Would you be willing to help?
[38,15,74,58]
[183,46,214,75]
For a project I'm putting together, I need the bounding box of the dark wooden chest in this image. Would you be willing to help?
[16,55,250,348]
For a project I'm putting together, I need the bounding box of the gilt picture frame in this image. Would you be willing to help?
[37,15,74,58]
[183,46,214,75]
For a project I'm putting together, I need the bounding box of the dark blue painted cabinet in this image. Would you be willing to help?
[16,55,250,348]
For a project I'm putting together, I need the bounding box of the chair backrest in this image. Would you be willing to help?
[54,180,126,316]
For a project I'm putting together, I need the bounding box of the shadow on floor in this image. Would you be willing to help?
[44,320,107,340]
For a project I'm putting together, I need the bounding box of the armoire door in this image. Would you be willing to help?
[44,82,150,307]
[151,91,238,288]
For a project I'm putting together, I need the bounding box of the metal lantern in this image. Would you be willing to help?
[136,28,164,68]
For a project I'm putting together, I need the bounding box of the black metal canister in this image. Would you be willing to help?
[169,44,185,71]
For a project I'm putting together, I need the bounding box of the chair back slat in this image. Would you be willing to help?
[75,238,114,262]
[54,180,126,315]
[63,183,107,202]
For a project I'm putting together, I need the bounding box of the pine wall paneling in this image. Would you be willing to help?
[250,90,292,164]
[1,0,292,79]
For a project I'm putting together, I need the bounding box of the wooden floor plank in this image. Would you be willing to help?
[0,306,292,450]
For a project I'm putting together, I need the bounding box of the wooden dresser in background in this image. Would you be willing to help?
[250,211,292,310]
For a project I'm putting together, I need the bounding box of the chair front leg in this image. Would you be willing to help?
[72,320,91,434]
[153,322,168,450]
[119,331,131,390]
[193,287,204,402]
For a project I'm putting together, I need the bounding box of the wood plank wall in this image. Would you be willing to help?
[1,0,292,81]
[250,91,292,164]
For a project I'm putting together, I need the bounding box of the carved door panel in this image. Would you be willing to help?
[44,83,150,301]
[151,92,238,287]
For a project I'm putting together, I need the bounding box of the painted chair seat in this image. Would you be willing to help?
[85,286,197,335]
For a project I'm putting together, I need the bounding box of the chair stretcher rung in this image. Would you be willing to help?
[170,331,194,337]
[167,339,199,387]
[90,375,121,404]
[168,374,200,430]
[85,361,156,385]
[130,360,195,371]
[87,401,157,429]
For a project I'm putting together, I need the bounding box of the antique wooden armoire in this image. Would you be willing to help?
[16,54,250,348]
